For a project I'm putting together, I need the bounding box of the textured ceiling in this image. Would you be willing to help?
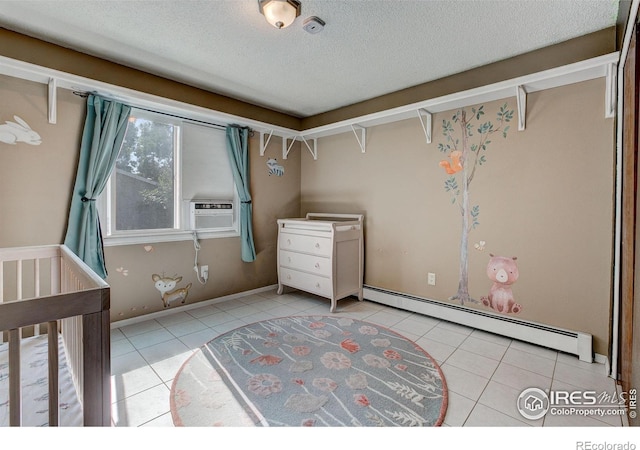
[0,0,620,117]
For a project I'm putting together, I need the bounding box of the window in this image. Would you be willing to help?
[99,108,238,245]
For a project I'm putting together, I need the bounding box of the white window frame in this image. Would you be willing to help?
[98,109,240,246]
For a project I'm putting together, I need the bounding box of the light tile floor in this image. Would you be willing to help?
[110,288,627,427]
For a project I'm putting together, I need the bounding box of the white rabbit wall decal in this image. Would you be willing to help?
[0,115,42,145]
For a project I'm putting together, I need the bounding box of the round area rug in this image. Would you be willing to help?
[170,315,448,427]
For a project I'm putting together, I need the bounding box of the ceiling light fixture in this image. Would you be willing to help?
[259,0,301,29]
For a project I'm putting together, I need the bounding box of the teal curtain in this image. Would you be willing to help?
[226,125,256,262]
[64,94,131,279]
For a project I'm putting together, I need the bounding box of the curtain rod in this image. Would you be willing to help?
[73,90,254,135]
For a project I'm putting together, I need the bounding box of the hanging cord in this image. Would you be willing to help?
[192,231,208,285]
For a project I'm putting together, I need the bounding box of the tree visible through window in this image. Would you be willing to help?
[100,108,239,243]
[115,114,176,231]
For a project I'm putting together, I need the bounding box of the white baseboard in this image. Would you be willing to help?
[363,285,595,363]
[111,284,278,329]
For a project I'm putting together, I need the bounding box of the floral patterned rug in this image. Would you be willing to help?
[170,315,447,427]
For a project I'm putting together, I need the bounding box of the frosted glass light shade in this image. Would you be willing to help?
[259,0,301,29]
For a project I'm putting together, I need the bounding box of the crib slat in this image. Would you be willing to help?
[34,258,40,298]
[48,321,59,427]
[35,260,42,336]
[50,255,60,295]
[8,329,21,426]
[16,259,22,301]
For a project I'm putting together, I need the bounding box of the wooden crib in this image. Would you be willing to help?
[0,244,110,426]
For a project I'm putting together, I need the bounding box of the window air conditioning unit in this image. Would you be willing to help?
[189,200,234,230]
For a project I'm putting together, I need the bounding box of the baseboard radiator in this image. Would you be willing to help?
[363,286,593,362]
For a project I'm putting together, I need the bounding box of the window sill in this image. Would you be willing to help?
[103,229,239,247]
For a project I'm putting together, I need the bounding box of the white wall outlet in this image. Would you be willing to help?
[201,265,209,282]
[428,272,436,286]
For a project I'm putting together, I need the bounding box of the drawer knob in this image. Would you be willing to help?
[288,257,292,263]
[287,239,291,245]
[314,263,320,269]
[315,243,320,249]
[287,274,292,280]
[315,282,321,289]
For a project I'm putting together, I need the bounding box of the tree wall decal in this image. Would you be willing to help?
[437,103,514,305]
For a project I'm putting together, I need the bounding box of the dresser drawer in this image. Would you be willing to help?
[279,268,332,298]
[279,250,331,277]
[279,232,332,257]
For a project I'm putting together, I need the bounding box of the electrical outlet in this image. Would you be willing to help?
[428,272,436,286]
[201,265,209,282]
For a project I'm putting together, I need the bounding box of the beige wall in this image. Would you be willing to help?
[104,134,300,322]
[0,74,301,322]
[301,79,615,355]
[0,75,85,246]
[0,33,616,355]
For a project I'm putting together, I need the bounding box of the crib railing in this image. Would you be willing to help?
[0,244,110,426]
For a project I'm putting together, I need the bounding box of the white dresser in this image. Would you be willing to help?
[277,213,364,312]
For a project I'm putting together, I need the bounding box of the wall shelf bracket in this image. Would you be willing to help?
[417,108,432,144]
[301,136,318,160]
[259,130,274,156]
[282,136,297,160]
[516,85,526,131]
[605,62,617,119]
[48,77,57,125]
[351,125,366,153]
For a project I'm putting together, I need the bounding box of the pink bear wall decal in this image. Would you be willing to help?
[481,254,522,314]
